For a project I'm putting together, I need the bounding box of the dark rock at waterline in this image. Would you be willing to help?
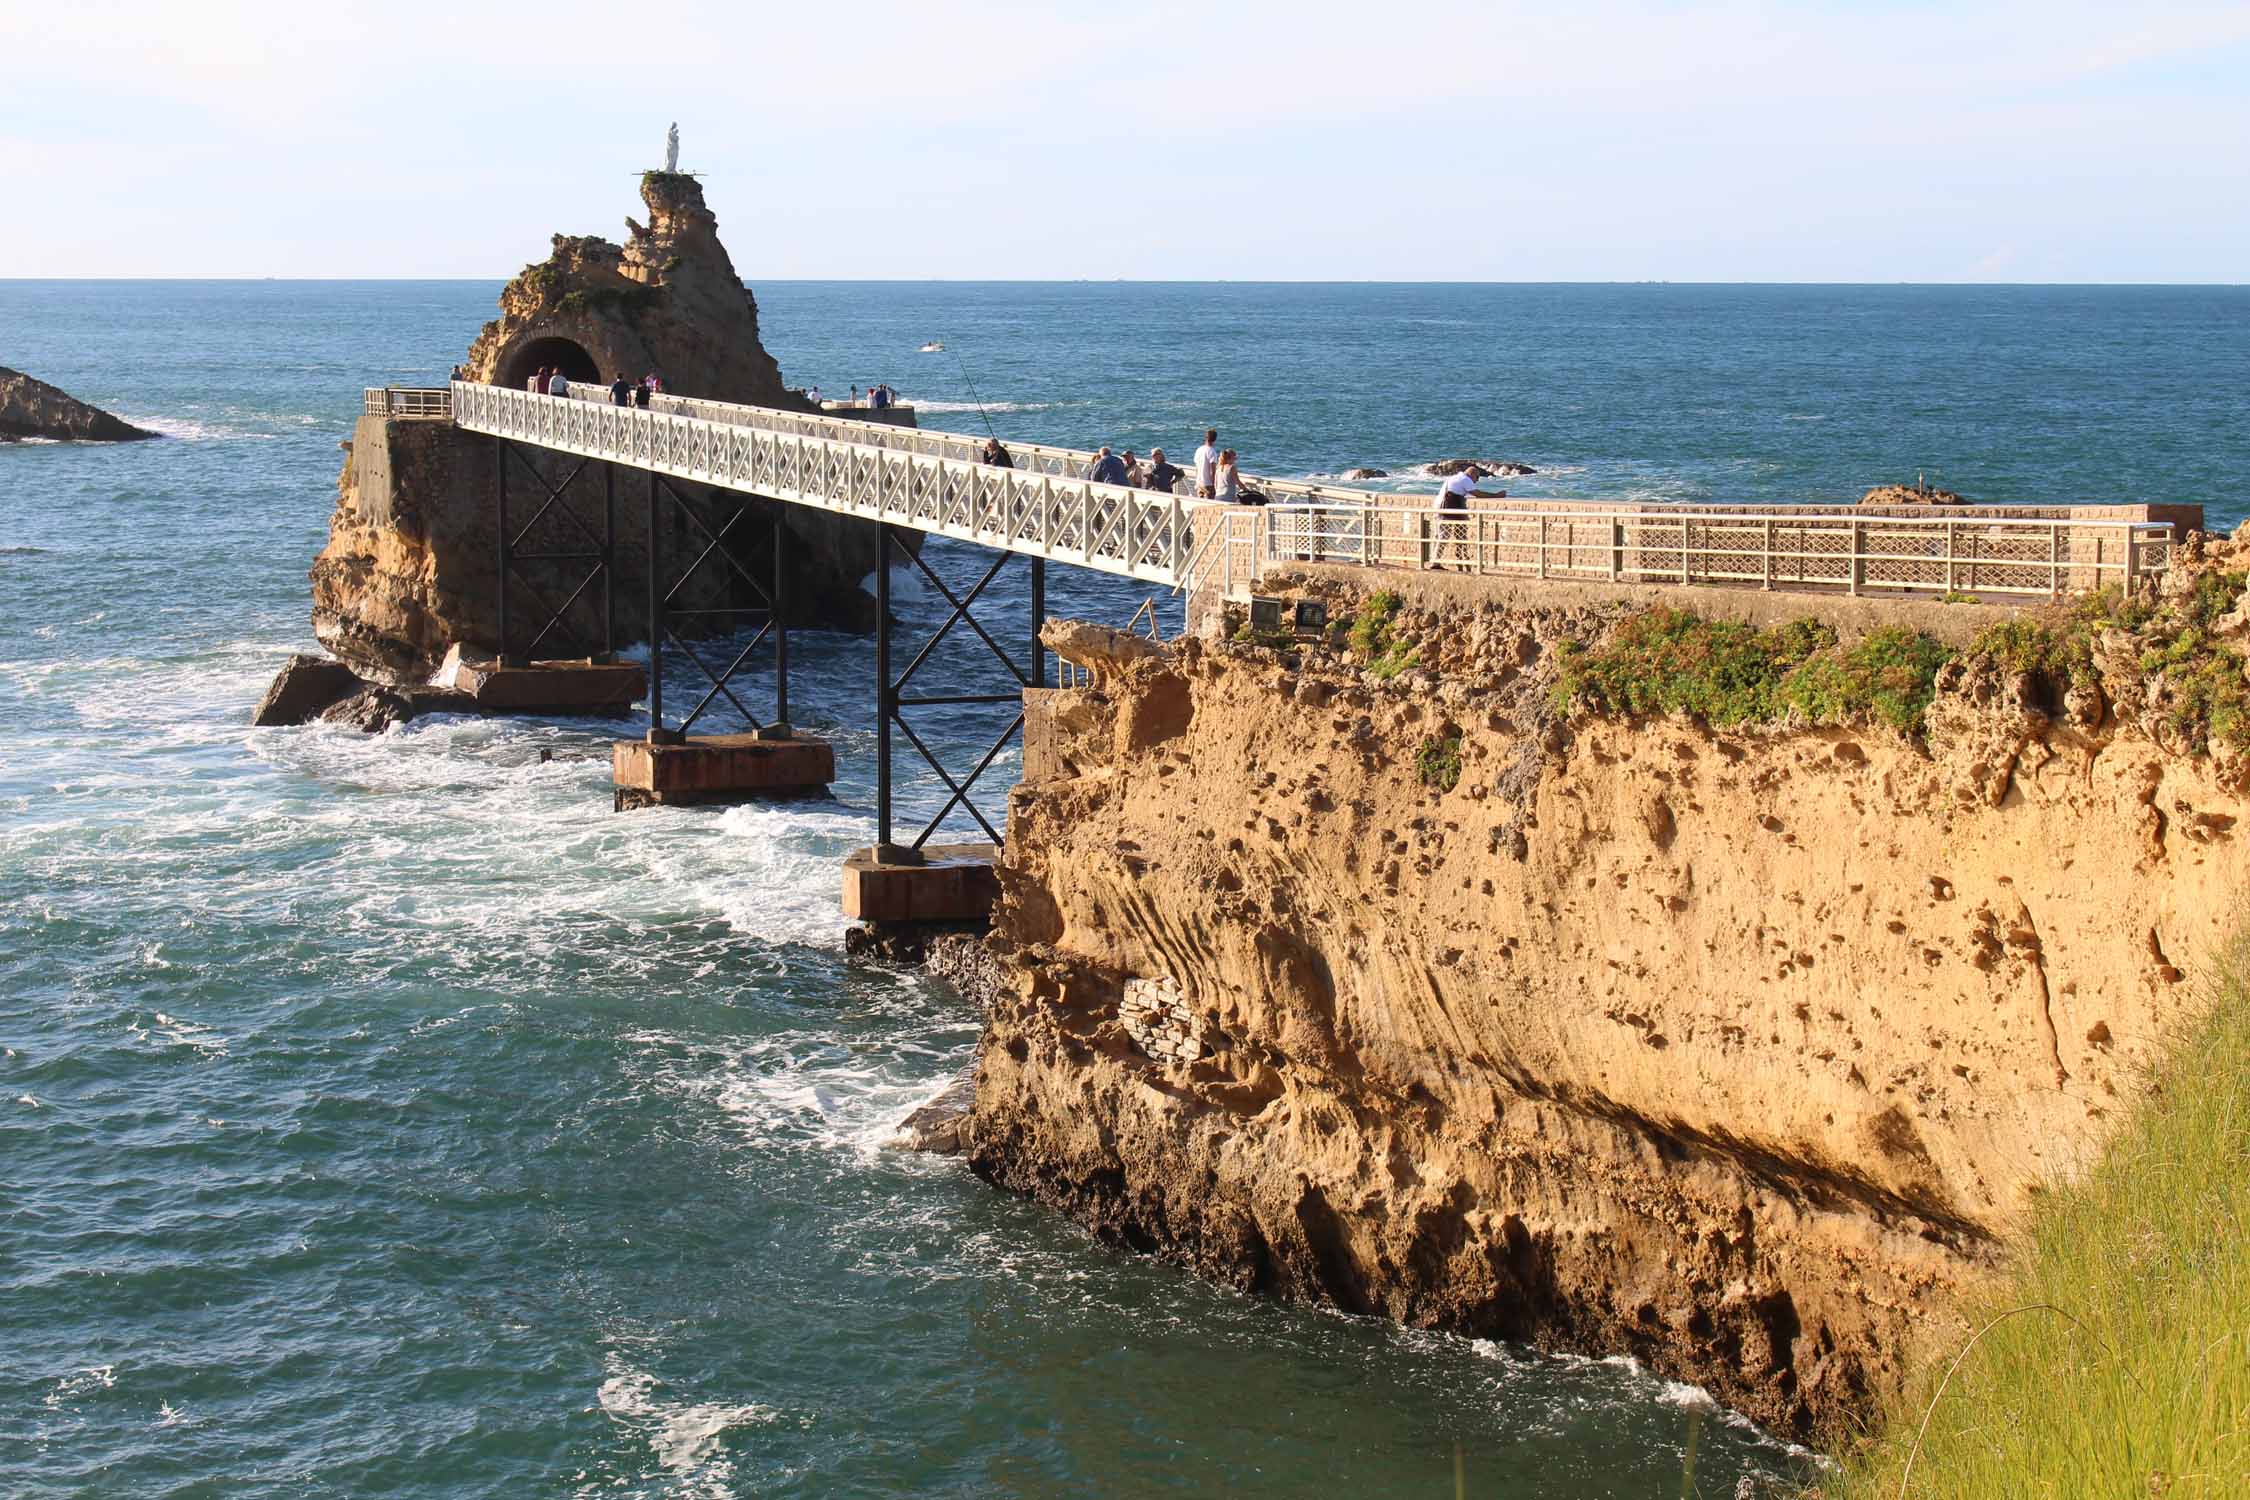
[252,653,363,725]
[1341,467,1389,481]
[0,367,159,443]
[1424,458,1536,477]
[320,686,417,733]
[892,1069,978,1155]
[254,653,485,731]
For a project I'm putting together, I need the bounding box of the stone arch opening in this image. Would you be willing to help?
[500,336,603,390]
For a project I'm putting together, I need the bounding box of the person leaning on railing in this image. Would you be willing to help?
[1429,464,1504,571]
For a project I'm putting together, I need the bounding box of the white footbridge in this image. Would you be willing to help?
[385,382,2179,603]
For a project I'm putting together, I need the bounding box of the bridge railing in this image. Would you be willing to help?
[453,381,1201,586]
[364,387,452,419]
[1262,504,2173,599]
[558,383,1392,508]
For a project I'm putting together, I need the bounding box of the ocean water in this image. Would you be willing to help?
[3,280,2243,1498]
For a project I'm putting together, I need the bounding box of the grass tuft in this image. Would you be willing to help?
[1416,733,1463,792]
[1349,590,1423,679]
[1550,609,1955,734]
[1816,946,2250,1497]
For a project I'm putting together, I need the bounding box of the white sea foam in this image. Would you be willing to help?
[150,1012,228,1059]
[44,1366,116,1409]
[118,414,277,442]
[596,1358,777,1495]
[898,398,1054,414]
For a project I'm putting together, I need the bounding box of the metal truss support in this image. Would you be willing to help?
[873,525,1046,854]
[493,437,616,668]
[641,470,790,745]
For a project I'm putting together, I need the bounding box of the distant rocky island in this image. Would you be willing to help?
[0,368,157,443]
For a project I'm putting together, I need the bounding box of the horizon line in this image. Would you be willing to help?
[2,276,2247,289]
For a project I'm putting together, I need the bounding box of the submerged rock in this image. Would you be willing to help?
[253,652,482,731]
[0,368,158,443]
[1341,467,1389,481]
[1424,457,1534,477]
[319,686,417,734]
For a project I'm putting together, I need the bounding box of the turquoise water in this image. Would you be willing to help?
[4,281,2244,1498]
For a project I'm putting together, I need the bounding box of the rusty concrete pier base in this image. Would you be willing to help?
[841,844,999,923]
[436,650,644,717]
[611,732,836,810]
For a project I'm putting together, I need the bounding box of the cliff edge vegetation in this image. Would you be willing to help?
[1818,942,2250,1496]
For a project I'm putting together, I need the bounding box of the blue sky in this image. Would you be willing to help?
[1,0,2245,281]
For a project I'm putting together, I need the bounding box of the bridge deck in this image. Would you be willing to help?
[451,381,1210,587]
[423,382,2180,602]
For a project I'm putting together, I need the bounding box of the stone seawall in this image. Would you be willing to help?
[968,575,2250,1438]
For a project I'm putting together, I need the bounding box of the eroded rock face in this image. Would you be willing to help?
[461,172,791,403]
[0,368,157,443]
[971,587,2250,1440]
[310,173,883,681]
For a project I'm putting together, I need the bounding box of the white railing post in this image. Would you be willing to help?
[2050,522,2062,600]
[1849,519,1863,596]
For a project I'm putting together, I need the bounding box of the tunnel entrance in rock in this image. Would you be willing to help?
[500,337,602,390]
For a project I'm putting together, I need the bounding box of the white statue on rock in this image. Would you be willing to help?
[665,123,679,173]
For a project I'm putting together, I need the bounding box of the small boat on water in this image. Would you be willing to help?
[918,341,944,353]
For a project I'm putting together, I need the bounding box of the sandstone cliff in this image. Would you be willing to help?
[0,367,156,442]
[968,570,2250,1440]
[311,174,879,682]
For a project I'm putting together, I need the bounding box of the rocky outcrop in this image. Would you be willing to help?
[251,653,364,725]
[0,368,157,442]
[461,172,791,403]
[971,579,2250,1440]
[251,652,479,732]
[1425,458,1535,477]
[1860,481,1967,506]
[310,173,884,682]
[1342,467,1389,481]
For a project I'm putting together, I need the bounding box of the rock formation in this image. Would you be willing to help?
[1425,458,1536,477]
[0,368,157,442]
[969,573,2250,1439]
[1860,479,1967,506]
[310,172,883,684]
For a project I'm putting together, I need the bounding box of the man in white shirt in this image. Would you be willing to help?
[1193,428,1220,498]
[1430,465,1499,570]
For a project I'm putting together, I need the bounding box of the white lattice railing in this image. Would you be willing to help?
[1261,505,2173,599]
[393,383,2181,600]
[363,387,452,418]
[451,382,1199,586]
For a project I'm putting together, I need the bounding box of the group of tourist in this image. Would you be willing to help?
[520,366,664,408]
[994,427,1239,501]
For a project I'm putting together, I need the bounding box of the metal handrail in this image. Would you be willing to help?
[451,381,1202,586]
[409,382,2181,600]
[1263,504,2172,599]
[364,387,452,419]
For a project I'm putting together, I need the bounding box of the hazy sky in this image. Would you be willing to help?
[3,1,2245,281]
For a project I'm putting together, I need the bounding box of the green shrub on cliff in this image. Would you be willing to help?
[1416,732,1462,792]
[1967,574,2250,753]
[1552,609,1956,735]
[1348,590,1422,679]
[1817,947,2250,1497]
[1782,627,1956,734]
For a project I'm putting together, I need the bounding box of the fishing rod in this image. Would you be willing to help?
[948,345,1002,443]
